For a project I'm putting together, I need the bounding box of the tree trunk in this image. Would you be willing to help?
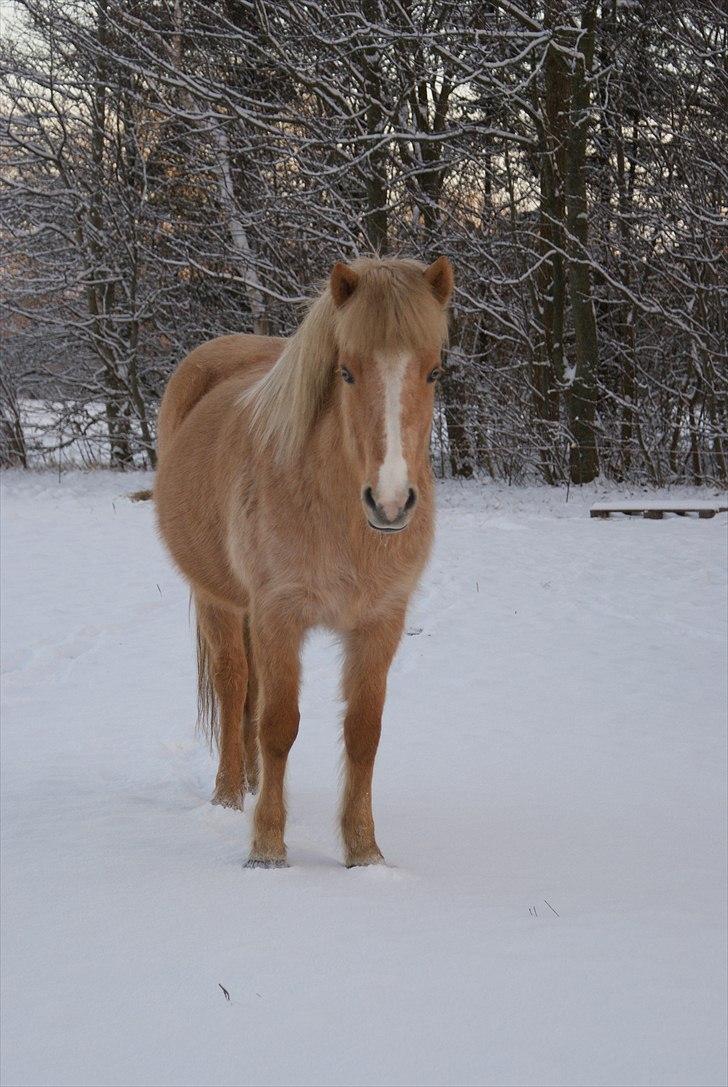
[564,2,600,483]
[441,341,474,478]
[534,7,570,482]
[0,376,27,468]
[88,0,132,468]
[362,0,388,252]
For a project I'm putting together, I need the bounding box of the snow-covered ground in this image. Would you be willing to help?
[1,471,726,1087]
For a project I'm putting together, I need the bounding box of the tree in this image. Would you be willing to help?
[1,0,725,483]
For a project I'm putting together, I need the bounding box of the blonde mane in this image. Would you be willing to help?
[245,257,449,462]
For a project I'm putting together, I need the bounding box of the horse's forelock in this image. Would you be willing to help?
[334,259,449,359]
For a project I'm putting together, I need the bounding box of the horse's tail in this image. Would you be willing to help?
[195,606,220,751]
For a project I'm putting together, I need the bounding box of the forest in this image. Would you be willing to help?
[1,0,726,485]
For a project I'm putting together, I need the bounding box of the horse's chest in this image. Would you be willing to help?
[298,543,419,630]
[237,501,432,631]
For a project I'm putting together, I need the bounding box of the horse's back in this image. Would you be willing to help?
[156,333,286,460]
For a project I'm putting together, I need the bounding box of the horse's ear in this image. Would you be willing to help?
[330,262,359,307]
[423,256,454,305]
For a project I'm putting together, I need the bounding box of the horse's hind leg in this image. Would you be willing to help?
[196,596,248,810]
[242,617,259,794]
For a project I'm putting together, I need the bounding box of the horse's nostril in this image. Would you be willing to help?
[404,488,417,512]
[363,486,377,513]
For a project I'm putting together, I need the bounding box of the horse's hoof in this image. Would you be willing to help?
[211,788,244,811]
[244,855,288,869]
[345,850,384,869]
[245,780,258,796]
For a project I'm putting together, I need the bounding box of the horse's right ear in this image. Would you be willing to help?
[330,262,359,307]
[423,256,454,306]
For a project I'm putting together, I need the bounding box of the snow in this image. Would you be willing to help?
[1,470,726,1087]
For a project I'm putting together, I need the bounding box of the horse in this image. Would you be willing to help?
[154,255,454,867]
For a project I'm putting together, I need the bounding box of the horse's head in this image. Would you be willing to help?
[330,256,454,533]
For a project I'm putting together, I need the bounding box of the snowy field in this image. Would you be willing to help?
[1,470,726,1087]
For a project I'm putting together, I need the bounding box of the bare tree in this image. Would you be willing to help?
[1,0,725,483]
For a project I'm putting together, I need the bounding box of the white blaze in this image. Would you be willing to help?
[376,353,409,513]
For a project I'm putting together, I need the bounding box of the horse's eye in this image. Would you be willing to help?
[340,367,355,384]
[427,368,442,383]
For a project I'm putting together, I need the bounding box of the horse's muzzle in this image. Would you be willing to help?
[362,486,417,532]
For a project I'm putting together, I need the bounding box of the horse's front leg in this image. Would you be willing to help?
[341,609,405,868]
[247,609,303,868]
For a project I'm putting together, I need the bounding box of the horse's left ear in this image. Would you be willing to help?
[423,256,454,305]
[330,262,359,307]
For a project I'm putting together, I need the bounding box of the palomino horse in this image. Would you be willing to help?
[155,255,454,867]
